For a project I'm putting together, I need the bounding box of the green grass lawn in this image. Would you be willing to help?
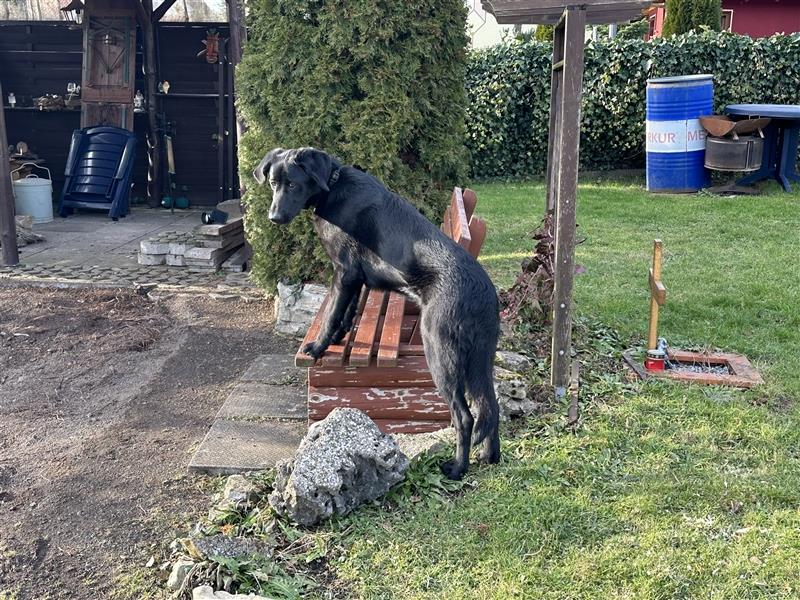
[334,178,800,599]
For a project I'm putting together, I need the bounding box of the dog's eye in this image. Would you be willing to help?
[269,180,277,188]
[288,182,297,190]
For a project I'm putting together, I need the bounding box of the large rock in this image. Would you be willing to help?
[274,282,327,338]
[269,408,409,525]
[392,428,455,462]
[167,559,195,591]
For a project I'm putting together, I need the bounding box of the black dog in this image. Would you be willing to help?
[253,147,500,479]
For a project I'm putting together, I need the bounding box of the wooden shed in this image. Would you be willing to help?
[1,0,243,207]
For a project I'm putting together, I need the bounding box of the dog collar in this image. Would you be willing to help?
[328,168,341,188]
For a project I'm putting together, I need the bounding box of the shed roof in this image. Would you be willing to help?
[1,0,227,22]
[481,0,651,24]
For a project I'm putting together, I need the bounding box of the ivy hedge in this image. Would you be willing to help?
[466,30,800,178]
[237,0,470,290]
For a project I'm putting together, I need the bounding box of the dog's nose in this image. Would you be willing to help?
[269,214,285,224]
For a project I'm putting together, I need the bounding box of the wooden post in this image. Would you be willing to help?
[647,239,667,349]
[227,0,247,198]
[550,7,587,398]
[142,0,162,208]
[0,82,19,266]
[217,42,226,204]
[544,23,565,215]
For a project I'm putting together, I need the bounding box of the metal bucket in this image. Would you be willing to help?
[11,163,54,224]
[646,74,714,192]
[704,136,764,172]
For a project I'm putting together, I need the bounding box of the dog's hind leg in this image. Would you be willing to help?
[467,366,501,465]
[423,322,473,480]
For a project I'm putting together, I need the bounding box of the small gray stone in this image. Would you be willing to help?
[269,408,409,526]
[188,535,270,561]
[193,585,273,600]
[138,253,166,266]
[494,366,535,421]
[167,559,195,591]
[495,350,533,374]
[274,281,327,338]
[222,474,258,505]
[393,428,455,462]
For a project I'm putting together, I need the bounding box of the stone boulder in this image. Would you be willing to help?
[495,350,533,374]
[274,282,327,338]
[269,408,409,526]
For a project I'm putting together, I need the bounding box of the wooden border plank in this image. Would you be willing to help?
[308,386,449,420]
[309,355,435,387]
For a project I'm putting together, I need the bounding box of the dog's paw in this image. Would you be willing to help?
[302,341,327,359]
[440,459,467,481]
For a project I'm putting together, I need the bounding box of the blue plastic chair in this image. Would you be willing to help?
[58,126,137,220]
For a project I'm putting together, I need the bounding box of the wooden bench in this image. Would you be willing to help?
[295,187,487,434]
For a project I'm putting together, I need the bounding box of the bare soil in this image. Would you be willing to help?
[0,286,292,599]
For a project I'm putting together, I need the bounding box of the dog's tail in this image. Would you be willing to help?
[467,367,499,447]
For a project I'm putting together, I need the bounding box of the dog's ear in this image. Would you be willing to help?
[252,148,284,185]
[295,148,332,192]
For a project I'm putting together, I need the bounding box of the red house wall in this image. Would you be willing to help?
[724,0,800,37]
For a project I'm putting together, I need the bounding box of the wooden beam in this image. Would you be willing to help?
[647,239,664,349]
[142,0,162,207]
[151,0,178,22]
[227,0,247,198]
[544,22,565,214]
[550,6,587,397]
[130,0,148,29]
[0,82,20,266]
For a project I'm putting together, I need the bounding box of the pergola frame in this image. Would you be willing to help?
[482,1,649,399]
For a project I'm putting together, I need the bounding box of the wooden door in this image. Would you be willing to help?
[81,7,136,130]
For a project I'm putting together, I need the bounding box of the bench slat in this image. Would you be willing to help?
[451,187,472,251]
[319,286,368,367]
[463,188,477,222]
[468,216,487,259]
[309,386,450,420]
[295,293,331,367]
[348,289,387,367]
[377,292,406,367]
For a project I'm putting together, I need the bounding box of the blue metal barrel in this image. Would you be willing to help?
[646,74,714,192]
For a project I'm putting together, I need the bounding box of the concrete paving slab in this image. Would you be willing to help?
[241,354,304,384]
[218,382,307,421]
[188,419,305,475]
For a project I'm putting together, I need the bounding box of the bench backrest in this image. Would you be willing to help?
[441,187,486,258]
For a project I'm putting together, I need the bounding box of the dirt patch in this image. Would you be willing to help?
[0,286,293,599]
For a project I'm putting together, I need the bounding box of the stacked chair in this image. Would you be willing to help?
[58,126,137,220]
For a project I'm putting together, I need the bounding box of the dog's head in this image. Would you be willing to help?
[252,147,334,225]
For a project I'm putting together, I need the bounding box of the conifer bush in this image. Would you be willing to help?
[237,0,470,290]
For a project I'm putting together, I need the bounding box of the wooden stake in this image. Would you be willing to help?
[0,81,19,266]
[647,239,667,349]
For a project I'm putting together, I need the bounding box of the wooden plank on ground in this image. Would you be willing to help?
[348,289,387,367]
[295,294,330,367]
[308,386,449,420]
[377,292,406,367]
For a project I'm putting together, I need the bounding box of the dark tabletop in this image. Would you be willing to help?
[726,104,800,119]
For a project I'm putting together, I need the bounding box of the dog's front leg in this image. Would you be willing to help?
[302,276,361,360]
